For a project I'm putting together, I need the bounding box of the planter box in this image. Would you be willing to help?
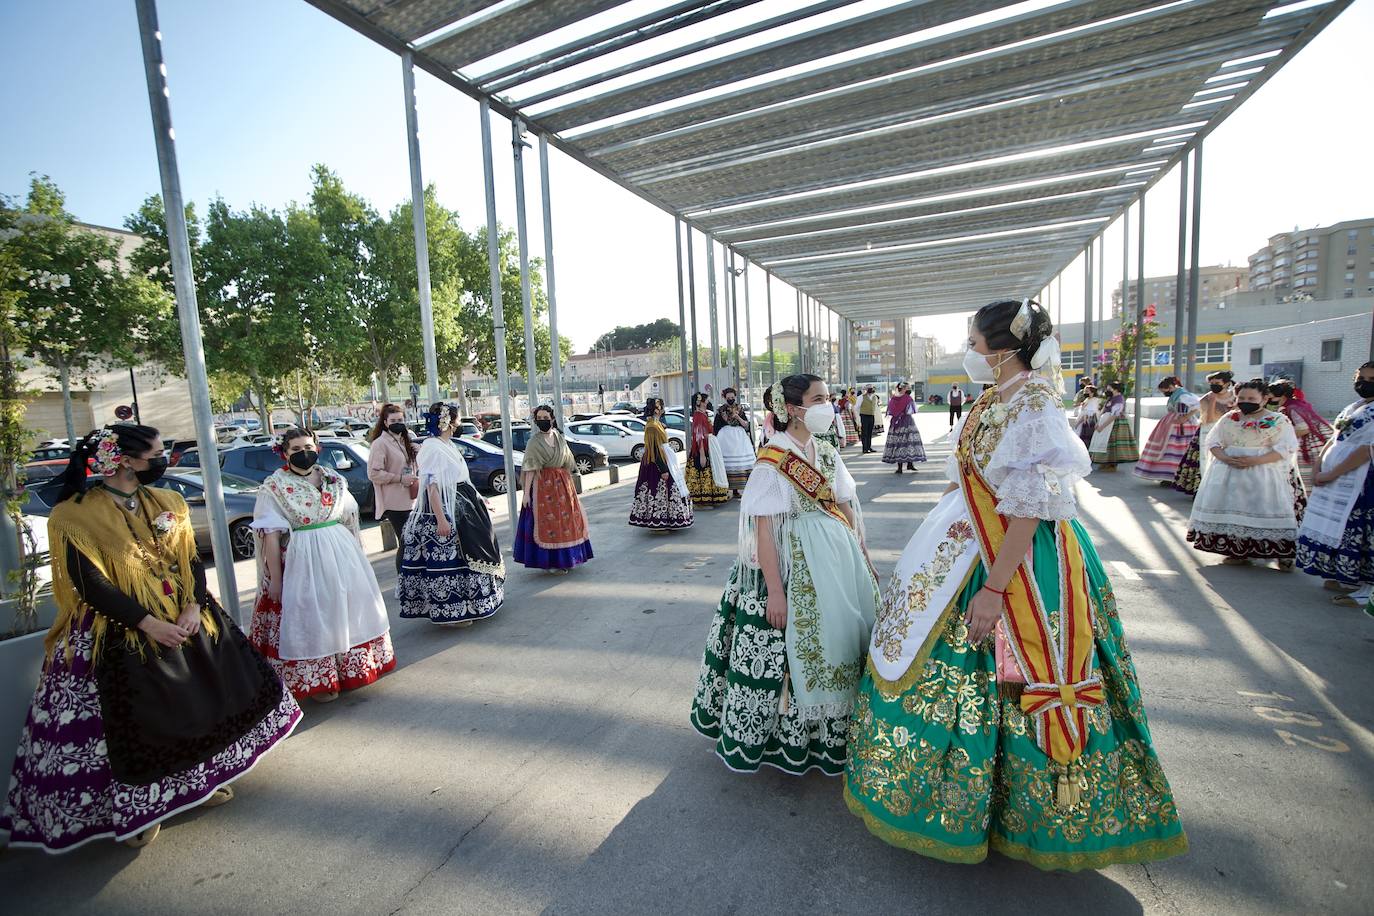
[0,594,58,826]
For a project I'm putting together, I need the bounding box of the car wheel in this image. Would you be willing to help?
[489,470,508,494]
[669,439,684,452]
[230,520,255,560]
[575,456,594,475]
[630,444,645,462]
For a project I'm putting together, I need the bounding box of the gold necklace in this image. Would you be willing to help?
[113,495,180,599]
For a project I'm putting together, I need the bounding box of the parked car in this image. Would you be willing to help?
[564,419,650,461]
[480,425,608,476]
[180,440,376,515]
[20,458,69,481]
[589,415,685,453]
[453,436,523,494]
[148,470,260,559]
[610,402,637,413]
[326,418,373,437]
[28,445,71,463]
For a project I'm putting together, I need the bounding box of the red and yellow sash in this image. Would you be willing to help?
[957,395,1102,766]
[756,444,851,530]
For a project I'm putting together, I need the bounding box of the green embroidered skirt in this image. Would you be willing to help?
[690,514,877,776]
[844,520,1188,870]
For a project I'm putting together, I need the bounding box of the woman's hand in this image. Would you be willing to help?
[964,588,1004,644]
[139,615,191,648]
[177,602,202,636]
[268,576,283,603]
[1312,470,1333,486]
[765,591,788,630]
[436,515,452,539]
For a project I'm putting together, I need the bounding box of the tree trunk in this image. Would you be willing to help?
[249,370,271,432]
[456,364,467,416]
[57,356,76,443]
[377,371,390,404]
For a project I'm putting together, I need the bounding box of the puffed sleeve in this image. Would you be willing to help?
[251,488,290,532]
[986,396,1091,520]
[1270,414,1299,460]
[739,462,790,517]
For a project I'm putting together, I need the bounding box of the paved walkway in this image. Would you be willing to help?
[3,415,1371,915]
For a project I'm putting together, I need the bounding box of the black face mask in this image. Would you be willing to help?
[1356,380,1374,399]
[535,418,552,432]
[726,397,736,405]
[1209,383,1223,393]
[387,422,407,435]
[135,456,168,485]
[289,450,319,471]
[1238,402,1262,415]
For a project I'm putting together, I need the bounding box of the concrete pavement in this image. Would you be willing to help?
[3,414,1371,915]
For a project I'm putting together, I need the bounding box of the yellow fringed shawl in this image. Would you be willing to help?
[45,484,218,664]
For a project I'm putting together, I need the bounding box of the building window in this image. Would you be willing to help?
[1345,272,1356,282]
[1196,341,1230,363]
[1344,288,1355,298]
[1153,345,1173,366]
[1250,347,1263,365]
[1321,339,1343,362]
[1061,350,1084,371]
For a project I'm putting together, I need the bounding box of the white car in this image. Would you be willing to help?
[566,418,681,461]
[589,415,687,454]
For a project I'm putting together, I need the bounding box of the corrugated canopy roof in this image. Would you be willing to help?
[306,0,1349,319]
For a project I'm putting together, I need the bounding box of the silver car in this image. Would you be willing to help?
[148,470,262,560]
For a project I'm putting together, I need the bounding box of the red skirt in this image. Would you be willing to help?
[250,593,396,700]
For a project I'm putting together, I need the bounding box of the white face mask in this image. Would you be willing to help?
[797,403,834,434]
[962,348,1016,384]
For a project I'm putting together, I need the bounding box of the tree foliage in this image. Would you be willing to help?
[594,318,680,352]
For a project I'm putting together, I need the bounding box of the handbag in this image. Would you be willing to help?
[406,464,420,500]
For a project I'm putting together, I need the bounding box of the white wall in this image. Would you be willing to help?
[1230,306,1373,416]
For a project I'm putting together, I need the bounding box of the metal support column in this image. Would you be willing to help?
[1083,251,1093,384]
[706,239,720,395]
[674,219,689,407]
[766,273,776,385]
[795,290,803,376]
[1172,152,1191,381]
[1096,236,1105,377]
[1185,142,1204,390]
[743,260,754,435]
[1133,198,1147,442]
[686,227,700,396]
[511,120,539,409]
[537,136,565,420]
[480,100,519,538]
[727,249,740,392]
[135,0,240,620]
[401,52,440,403]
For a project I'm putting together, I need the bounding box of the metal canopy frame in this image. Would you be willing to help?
[308,0,1351,321]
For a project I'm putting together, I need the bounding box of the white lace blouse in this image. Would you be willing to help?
[946,381,1092,521]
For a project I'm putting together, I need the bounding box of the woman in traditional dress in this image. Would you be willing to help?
[1088,383,1139,471]
[841,389,861,449]
[1268,378,1334,493]
[399,404,505,625]
[1296,362,1374,607]
[883,382,927,473]
[715,399,756,497]
[1186,379,1304,570]
[515,405,594,574]
[845,299,1186,870]
[1072,384,1101,449]
[686,392,730,507]
[251,428,395,702]
[1135,376,1200,485]
[1173,371,1236,496]
[690,374,879,775]
[813,394,842,452]
[367,403,420,572]
[2,425,301,852]
[629,397,694,531]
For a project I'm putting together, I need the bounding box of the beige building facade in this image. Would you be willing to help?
[1248,218,1374,300]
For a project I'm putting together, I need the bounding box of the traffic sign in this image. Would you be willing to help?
[114,405,133,421]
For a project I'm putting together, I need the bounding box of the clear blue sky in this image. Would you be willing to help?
[3,0,1371,352]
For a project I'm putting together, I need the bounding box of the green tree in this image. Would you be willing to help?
[196,197,336,430]
[593,318,680,352]
[2,176,163,443]
[1101,305,1160,397]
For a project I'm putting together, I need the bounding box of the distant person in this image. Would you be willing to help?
[1174,371,1236,496]
[687,392,730,506]
[948,383,965,425]
[629,397,693,530]
[1088,383,1139,471]
[1135,376,1200,486]
[515,405,594,573]
[883,382,926,473]
[367,403,419,573]
[714,395,755,497]
[1268,378,1333,492]
[858,386,879,453]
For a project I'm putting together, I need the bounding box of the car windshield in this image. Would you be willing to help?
[168,472,260,492]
